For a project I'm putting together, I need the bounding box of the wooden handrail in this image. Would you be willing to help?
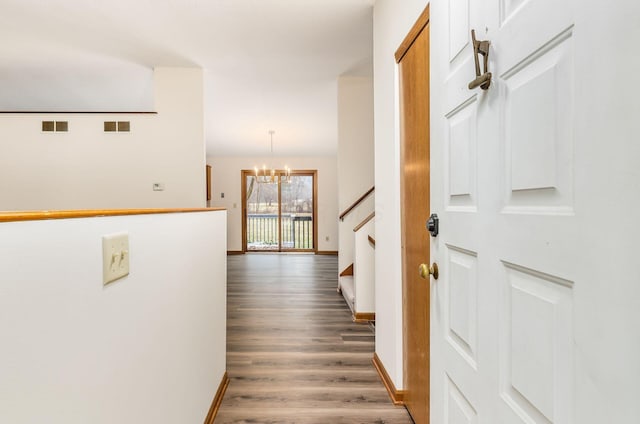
[0,208,224,223]
[0,111,158,114]
[368,235,376,247]
[339,186,374,221]
[353,212,375,233]
[340,264,354,277]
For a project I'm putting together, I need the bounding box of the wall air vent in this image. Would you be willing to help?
[104,121,117,132]
[104,121,130,132]
[43,121,68,132]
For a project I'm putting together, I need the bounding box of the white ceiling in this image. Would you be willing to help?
[0,0,374,156]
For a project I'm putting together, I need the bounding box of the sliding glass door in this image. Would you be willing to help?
[244,173,280,251]
[280,174,314,249]
[242,170,317,252]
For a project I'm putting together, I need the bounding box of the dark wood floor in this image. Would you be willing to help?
[215,254,412,424]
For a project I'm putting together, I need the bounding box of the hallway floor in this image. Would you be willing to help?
[215,254,412,424]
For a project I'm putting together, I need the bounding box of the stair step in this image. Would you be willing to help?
[339,277,355,312]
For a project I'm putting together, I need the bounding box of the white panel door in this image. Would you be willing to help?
[430,1,640,423]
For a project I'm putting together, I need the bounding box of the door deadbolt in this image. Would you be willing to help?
[426,213,439,237]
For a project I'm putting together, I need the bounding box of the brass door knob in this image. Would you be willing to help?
[419,263,439,280]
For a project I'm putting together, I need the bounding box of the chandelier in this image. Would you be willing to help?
[254,130,291,183]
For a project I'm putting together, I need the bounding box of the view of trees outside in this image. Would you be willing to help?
[245,174,314,250]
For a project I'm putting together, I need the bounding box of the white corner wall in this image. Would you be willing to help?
[373,0,430,390]
[354,219,375,313]
[337,76,374,203]
[0,67,206,210]
[206,155,338,252]
[337,76,375,277]
[0,210,227,424]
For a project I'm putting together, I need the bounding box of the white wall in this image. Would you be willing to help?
[337,76,375,205]
[373,0,429,390]
[337,76,375,276]
[0,210,227,424]
[206,155,338,252]
[0,67,206,211]
[354,218,375,313]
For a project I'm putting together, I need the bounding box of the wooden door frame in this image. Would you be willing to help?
[397,4,431,423]
[241,169,318,253]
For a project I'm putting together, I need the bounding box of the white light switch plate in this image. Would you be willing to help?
[102,232,130,285]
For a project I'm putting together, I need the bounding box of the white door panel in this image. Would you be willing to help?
[444,96,478,213]
[431,0,639,423]
[499,262,574,423]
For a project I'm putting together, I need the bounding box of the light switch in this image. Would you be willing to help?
[102,232,130,285]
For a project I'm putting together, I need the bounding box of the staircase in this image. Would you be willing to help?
[338,187,375,322]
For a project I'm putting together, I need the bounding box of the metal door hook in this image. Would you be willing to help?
[468,29,492,90]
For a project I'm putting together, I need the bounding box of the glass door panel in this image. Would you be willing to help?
[245,175,280,251]
[280,174,314,251]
